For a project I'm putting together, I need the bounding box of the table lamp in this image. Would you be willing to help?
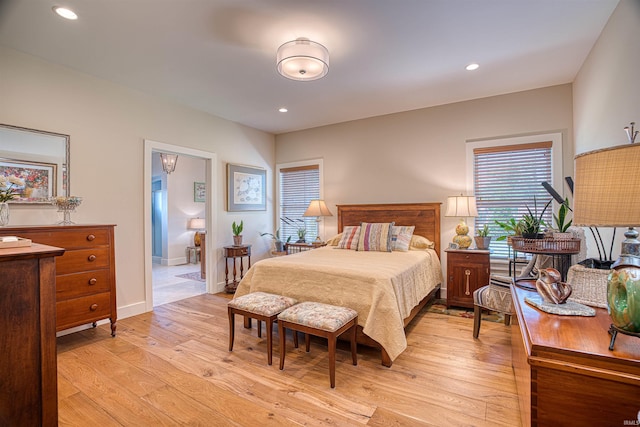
[303,200,333,243]
[188,217,206,246]
[445,195,478,249]
[573,142,640,348]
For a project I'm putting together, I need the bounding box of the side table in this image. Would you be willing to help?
[186,245,201,264]
[224,245,251,293]
[445,248,490,308]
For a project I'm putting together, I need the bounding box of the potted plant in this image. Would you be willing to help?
[260,229,291,252]
[232,220,243,246]
[494,218,524,245]
[521,197,551,239]
[552,198,572,239]
[474,224,491,250]
[282,217,307,243]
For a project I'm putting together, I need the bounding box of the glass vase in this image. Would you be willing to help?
[0,202,8,226]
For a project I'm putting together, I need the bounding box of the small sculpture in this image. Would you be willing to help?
[536,268,572,304]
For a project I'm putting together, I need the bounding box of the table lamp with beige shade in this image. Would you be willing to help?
[445,195,478,249]
[188,217,206,246]
[303,200,333,243]
[573,141,640,349]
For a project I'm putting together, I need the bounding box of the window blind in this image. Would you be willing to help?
[473,142,553,259]
[279,164,320,242]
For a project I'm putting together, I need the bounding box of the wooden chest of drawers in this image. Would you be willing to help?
[0,225,117,336]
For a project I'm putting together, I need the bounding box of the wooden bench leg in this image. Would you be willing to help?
[279,321,286,371]
[305,333,311,352]
[350,322,358,366]
[228,307,235,351]
[473,305,482,339]
[266,317,273,365]
[328,333,336,388]
[504,314,512,326]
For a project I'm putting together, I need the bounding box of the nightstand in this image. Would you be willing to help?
[223,245,251,293]
[285,242,326,254]
[445,249,490,308]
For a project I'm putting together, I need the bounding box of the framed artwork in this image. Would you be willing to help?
[0,158,57,203]
[194,182,205,203]
[226,163,266,211]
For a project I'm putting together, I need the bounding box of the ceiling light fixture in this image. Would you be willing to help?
[276,38,329,81]
[53,6,78,20]
[466,63,480,71]
[160,153,178,174]
[278,107,288,113]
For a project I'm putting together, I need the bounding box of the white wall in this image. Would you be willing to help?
[573,0,640,261]
[0,46,275,318]
[275,84,574,290]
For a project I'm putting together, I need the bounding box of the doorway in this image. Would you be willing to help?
[143,140,217,312]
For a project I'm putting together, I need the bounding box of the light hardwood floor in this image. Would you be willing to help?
[57,294,521,426]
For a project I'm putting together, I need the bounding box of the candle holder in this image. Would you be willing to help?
[50,196,82,225]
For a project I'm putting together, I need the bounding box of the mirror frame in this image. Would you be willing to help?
[0,123,70,204]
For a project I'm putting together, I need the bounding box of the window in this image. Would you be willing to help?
[277,160,322,243]
[472,141,555,259]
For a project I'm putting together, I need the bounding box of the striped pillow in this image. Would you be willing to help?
[336,226,361,250]
[357,222,394,252]
[391,225,415,251]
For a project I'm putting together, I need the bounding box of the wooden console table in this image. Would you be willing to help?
[0,243,65,426]
[511,284,640,426]
[223,245,251,293]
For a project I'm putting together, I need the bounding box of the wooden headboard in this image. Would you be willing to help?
[336,203,442,256]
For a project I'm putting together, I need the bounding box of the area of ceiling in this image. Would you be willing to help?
[0,0,619,135]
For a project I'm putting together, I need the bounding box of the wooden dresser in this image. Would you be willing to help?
[0,225,117,336]
[511,284,640,426]
[0,243,64,426]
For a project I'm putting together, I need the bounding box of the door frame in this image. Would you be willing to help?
[143,139,217,312]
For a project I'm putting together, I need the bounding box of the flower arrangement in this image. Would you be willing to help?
[0,183,19,203]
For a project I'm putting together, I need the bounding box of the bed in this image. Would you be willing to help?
[234,203,443,367]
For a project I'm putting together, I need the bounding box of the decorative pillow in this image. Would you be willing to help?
[336,226,360,250]
[357,222,394,252]
[391,225,415,251]
[325,233,343,246]
[409,234,435,250]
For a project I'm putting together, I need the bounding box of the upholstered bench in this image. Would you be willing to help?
[473,274,515,338]
[277,301,358,388]
[228,292,297,365]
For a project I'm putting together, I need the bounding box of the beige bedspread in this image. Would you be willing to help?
[234,246,443,361]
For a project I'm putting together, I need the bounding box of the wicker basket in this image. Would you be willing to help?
[510,237,581,254]
[566,264,609,308]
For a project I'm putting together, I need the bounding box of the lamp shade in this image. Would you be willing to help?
[276,38,329,81]
[573,144,640,227]
[445,195,479,218]
[188,218,205,230]
[303,200,333,217]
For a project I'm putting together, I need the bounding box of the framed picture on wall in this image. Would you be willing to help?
[0,158,57,203]
[226,163,266,211]
[194,182,205,203]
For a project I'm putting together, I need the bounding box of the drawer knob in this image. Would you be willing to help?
[90,303,98,311]
[89,278,97,285]
[88,254,97,262]
[87,234,96,241]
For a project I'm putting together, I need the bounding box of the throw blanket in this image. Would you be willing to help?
[234,246,443,361]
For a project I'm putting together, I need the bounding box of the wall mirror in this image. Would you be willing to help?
[0,124,70,204]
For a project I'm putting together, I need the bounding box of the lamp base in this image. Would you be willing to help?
[608,324,640,350]
[453,218,472,249]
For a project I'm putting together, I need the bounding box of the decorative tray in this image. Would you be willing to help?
[0,236,33,249]
[511,237,580,254]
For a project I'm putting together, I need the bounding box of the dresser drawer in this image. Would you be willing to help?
[56,292,112,330]
[19,228,111,249]
[55,248,110,275]
[56,270,111,300]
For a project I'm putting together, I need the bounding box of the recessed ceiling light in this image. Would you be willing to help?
[466,63,479,71]
[278,108,288,113]
[53,6,78,20]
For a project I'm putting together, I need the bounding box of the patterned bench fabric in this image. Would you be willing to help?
[228,292,297,316]
[473,275,515,314]
[278,301,357,332]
